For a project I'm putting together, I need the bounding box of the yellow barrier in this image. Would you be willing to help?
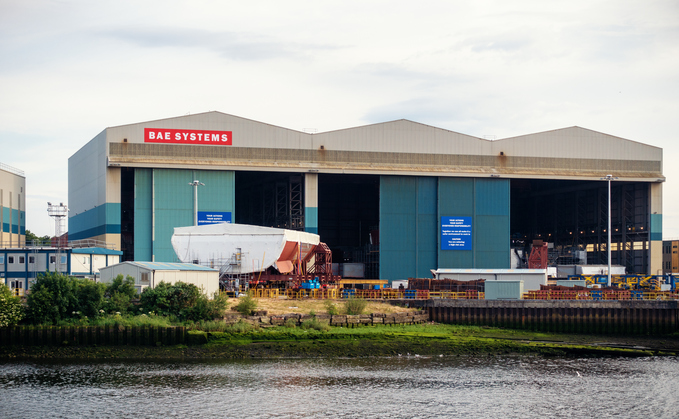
[249,289,280,298]
[381,289,405,299]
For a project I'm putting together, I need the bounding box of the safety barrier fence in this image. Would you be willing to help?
[524,290,679,301]
[0,326,187,346]
[246,289,487,300]
[234,288,679,301]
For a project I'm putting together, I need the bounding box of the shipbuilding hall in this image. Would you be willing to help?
[68,112,664,280]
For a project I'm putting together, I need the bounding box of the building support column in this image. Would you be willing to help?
[304,173,318,234]
[649,182,663,275]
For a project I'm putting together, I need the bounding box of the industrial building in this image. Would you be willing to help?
[0,245,122,295]
[0,162,26,248]
[68,112,664,280]
[662,240,679,274]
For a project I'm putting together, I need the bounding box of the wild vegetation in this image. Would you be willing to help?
[17,272,228,326]
[0,284,24,327]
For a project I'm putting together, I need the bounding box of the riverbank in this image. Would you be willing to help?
[2,323,678,360]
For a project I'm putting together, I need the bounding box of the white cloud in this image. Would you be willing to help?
[1,0,678,237]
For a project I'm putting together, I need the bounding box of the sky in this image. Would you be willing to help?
[1,0,678,238]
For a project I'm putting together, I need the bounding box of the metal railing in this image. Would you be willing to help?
[0,162,25,177]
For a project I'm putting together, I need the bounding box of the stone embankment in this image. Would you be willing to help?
[228,312,429,327]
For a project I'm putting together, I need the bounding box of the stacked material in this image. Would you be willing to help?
[408,278,485,292]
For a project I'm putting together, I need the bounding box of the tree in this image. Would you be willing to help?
[25,230,51,246]
[104,274,138,314]
[0,284,24,327]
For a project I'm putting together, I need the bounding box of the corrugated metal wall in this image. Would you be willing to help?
[380,176,510,281]
[134,169,153,261]
[134,168,235,262]
[472,179,510,268]
[379,176,437,280]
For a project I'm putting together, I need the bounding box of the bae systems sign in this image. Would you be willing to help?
[144,128,232,145]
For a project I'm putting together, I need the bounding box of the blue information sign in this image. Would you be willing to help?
[197,211,232,225]
[441,216,472,250]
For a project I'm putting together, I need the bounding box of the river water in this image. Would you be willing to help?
[1,355,677,418]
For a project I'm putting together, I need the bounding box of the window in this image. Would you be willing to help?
[0,255,4,264]
[141,272,149,284]
[8,256,14,264]
[61,256,67,264]
[28,256,35,263]
[19,256,25,264]
[50,256,56,264]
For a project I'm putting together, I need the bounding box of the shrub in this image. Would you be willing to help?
[233,295,258,316]
[284,318,298,328]
[228,319,256,333]
[301,317,330,332]
[73,277,106,318]
[191,292,229,321]
[0,284,24,327]
[26,272,106,324]
[187,320,231,332]
[323,300,339,315]
[139,281,228,321]
[104,275,138,314]
[344,297,367,315]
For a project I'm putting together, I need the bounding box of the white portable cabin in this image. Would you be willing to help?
[99,262,219,296]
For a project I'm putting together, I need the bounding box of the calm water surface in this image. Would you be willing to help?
[1,355,678,418]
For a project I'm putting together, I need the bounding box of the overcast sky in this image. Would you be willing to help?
[1,0,678,238]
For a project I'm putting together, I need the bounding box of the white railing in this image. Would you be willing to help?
[0,162,25,177]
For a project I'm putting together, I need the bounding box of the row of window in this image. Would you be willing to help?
[663,244,679,254]
[0,255,66,264]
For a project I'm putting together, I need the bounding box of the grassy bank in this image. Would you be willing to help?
[3,322,678,360]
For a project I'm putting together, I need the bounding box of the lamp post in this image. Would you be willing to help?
[601,174,618,287]
[189,180,204,226]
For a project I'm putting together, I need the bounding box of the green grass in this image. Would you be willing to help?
[54,314,174,328]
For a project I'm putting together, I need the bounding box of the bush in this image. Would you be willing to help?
[0,284,24,327]
[139,281,227,322]
[191,292,229,321]
[104,275,138,314]
[228,319,257,333]
[344,297,367,315]
[187,320,231,332]
[26,272,106,324]
[323,300,339,315]
[284,318,298,328]
[300,317,330,331]
[233,295,258,316]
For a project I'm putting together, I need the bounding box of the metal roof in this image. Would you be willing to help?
[121,261,217,272]
[71,247,123,255]
[100,111,663,182]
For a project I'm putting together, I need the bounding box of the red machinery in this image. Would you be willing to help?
[528,240,549,269]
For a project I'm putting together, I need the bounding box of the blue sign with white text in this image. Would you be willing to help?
[441,216,472,250]
[197,211,232,225]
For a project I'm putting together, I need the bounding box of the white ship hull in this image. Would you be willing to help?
[171,223,320,274]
